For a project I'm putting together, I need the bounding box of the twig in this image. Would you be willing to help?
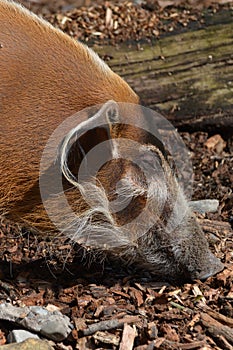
[82,316,140,336]
[203,307,233,327]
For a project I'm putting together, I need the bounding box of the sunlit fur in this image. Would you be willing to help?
[0,0,138,221]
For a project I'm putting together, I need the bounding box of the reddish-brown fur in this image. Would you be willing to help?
[0,0,138,226]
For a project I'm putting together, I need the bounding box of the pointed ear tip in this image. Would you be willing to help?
[106,99,117,104]
[105,100,119,110]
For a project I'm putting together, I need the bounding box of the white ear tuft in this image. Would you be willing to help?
[105,100,119,124]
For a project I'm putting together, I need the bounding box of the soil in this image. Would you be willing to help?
[0,1,232,349]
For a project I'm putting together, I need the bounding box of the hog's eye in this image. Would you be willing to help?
[138,150,162,168]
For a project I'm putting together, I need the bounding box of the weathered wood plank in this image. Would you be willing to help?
[94,17,233,135]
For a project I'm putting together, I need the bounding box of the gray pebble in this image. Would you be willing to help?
[7,330,39,343]
[189,199,219,214]
[0,303,72,341]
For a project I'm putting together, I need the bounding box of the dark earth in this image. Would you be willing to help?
[0,1,232,349]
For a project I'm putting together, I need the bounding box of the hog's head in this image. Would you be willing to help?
[42,101,224,282]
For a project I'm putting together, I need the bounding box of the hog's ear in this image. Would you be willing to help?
[72,100,120,158]
[85,99,120,158]
[61,101,120,185]
[83,99,120,158]
[103,100,120,157]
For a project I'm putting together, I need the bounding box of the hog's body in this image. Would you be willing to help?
[0,0,223,282]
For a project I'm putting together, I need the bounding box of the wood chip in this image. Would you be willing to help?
[203,307,233,327]
[200,312,233,345]
[119,324,137,350]
[129,287,144,307]
[204,134,226,153]
[93,330,120,346]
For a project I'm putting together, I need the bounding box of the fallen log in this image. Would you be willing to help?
[94,10,233,137]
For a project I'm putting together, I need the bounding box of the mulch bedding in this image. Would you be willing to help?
[20,0,233,45]
[0,0,233,349]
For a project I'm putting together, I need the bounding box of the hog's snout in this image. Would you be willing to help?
[137,211,224,283]
[191,252,224,281]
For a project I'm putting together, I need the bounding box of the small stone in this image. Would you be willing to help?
[0,303,73,341]
[40,320,71,342]
[7,330,39,343]
[190,199,219,214]
[0,338,54,349]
